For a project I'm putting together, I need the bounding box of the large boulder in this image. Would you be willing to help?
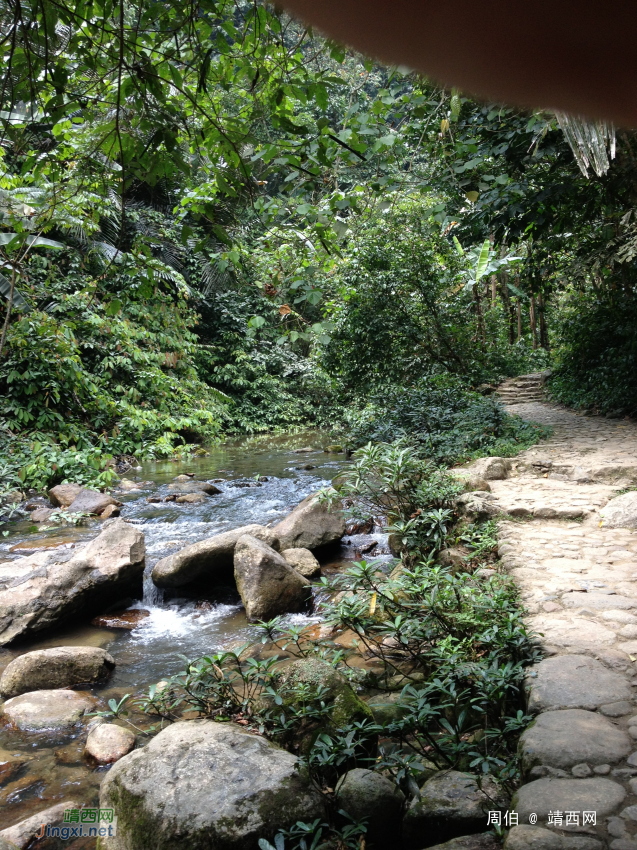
[234,535,311,622]
[0,646,115,698]
[152,524,279,588]
[272,492,345,551]
[67,488,119,515]
[601,492,637,529]
[0,519,145,644]
[402,770,508,849]
[2,689,95,731]
[335,768,404,844]
[99,720,325,850]
[281,547,321,578]
[48,483,83,507]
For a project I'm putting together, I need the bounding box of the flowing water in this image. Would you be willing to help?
[0,432,391,839]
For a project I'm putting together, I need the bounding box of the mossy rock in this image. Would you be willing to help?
[273,657,374,753]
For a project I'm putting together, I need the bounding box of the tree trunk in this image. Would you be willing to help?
[490,274,497,307]
[517,299,522,342]
[530,293,538,350]
[473,283,486,348]
[499,269,516,344]
[538,289,549,349]
[0,266,16,361]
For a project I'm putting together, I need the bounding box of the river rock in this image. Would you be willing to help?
[471,457,512,480]
[526,655,631,712]
[48,483,83,507]
[513,777,626,827]
[30,507,55,522]
[99,720,325,850]
[234,535,311,621]
[0,646,115,698]
[118,479,142,491]
[152,524,279,588]
[272,492,345,551]
[519,709,632,773]
[0,800,80,849]
[168,481,221,495]
[335,768,404,843]
[402,770,508,849]
[0,749,26,786]
[0,519,145,644]
[100,504,121,518]
[601,492,637,529]
[505,826,602,850]
[175,493,206,504]
[281,547,321,578]
[3,689,94,731]
[67,488,120,515]
[85,722,135,763]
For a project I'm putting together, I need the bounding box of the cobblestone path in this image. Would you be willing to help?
[483,394,637,850]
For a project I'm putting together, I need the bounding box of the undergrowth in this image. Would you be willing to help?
[107,441,536,849]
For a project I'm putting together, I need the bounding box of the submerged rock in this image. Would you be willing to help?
[335,768,404,843]
[3,689,94,731]
[0,800,80,849]
[85,722,135,764]
[0,519,145,644]
[91,609,150,630]
[281,547,321,578]
[272,492,345,551]
[48,483,83,507]
[152,523,279,588]
[0,646,115,698]
[234,534,311,622]
[99,720,325,850]
[402,770,508,849]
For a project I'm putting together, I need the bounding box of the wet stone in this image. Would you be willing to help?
[2,689,95,731]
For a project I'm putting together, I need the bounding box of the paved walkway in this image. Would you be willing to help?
[486,396,637,850]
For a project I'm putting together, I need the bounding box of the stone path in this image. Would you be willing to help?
[485,385,637,850]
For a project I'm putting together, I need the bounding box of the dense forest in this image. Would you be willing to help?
[0,0,634,494]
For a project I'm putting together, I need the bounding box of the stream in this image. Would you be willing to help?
[0,432,391,840]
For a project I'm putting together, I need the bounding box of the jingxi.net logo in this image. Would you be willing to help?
[35,807,118,840]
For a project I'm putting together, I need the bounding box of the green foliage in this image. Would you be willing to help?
[344,377,548,465]
[549,289,637,414]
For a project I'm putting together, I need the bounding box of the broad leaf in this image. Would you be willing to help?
[475,239,491,282]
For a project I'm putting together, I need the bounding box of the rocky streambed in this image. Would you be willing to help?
[0,435,397,847]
